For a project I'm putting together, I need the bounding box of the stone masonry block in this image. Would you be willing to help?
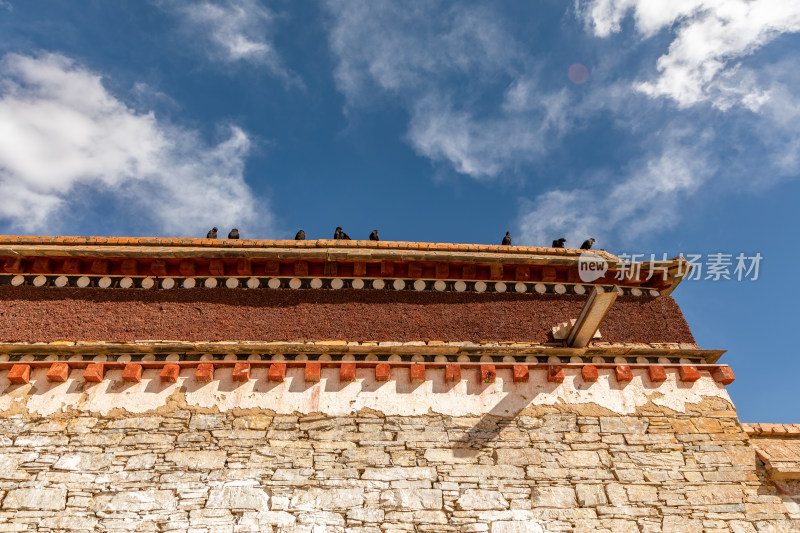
[8,364,30,384]
[122,364,142,383]
[46,363,70,382]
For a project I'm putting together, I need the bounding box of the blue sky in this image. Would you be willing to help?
[1,0,799,422]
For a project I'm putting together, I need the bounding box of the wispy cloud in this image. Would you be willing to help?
[579,0,800,109]
[0,53,268,236]
[518,127,714,246]
[325,0,571,181]
[163,0,301,87]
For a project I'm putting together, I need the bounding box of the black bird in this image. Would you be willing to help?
[552,237,567,248]
[206,227,218,239]
[370,230,379,241]
[334,227,351,240]
[501,231,511,246]
[580,238,596,250]
[228,228,240,239]
[295,230,306,240]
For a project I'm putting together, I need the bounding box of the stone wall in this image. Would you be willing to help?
[0,368,797,532]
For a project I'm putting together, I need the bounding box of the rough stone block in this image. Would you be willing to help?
[2,488,66,510]
[7,364,30,384]
[207,485,270,510]
[305,362,321,382]
[457,489,508,510]
[375,363,390,381]
[382,488,443,510]
[410,363,425,382]
[83,363,104,382]
[576,484,607,507]
[54,452,112,471]
[46,362,70,382]
[532,486,577,508]
[232,362,250,381]
[165,450,226,470]
[160,364,180,383]
[494,448,543,465]
[91,490,177,512]
[122,363,142,383]
[291,487,363,510]
[268,363,286,382]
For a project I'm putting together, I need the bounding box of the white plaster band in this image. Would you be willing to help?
[1,366,733,417]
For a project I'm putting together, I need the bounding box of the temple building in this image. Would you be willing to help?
[0,235,797,532]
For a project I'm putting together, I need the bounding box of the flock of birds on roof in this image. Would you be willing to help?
[205,227,597,250]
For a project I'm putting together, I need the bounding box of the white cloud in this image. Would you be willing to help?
[165,0,301,87]
[325,1,570,181]
[518,137,713,246]
[0,53,267,236]
[579,0,800,108]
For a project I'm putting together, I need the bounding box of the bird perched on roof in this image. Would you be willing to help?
[580,238,596,250]
[295,230,306,240]
[207,227,218,239]
[370,230,379,241]
[502,231,511,246]
[552,238,567,248]
[334,227,351,240]
[228,228,240,239]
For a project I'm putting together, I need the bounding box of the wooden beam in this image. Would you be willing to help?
[566,287,619,348]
